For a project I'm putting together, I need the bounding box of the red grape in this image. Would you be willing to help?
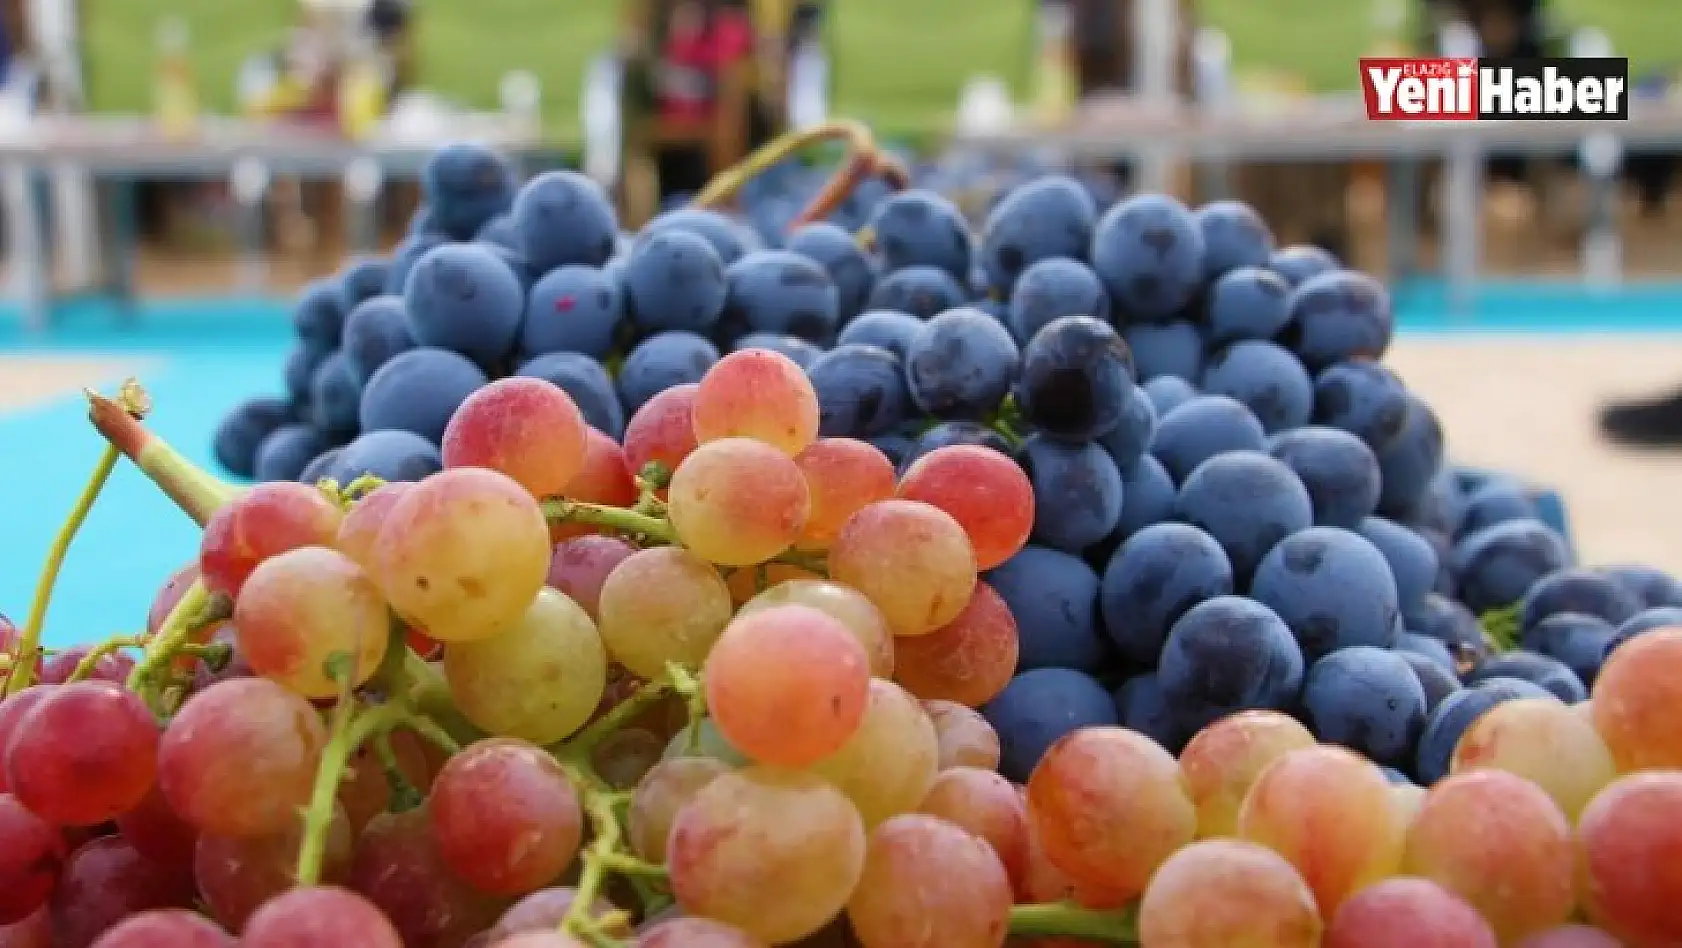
[442,377,589,499]
[233,545,391,698]
[194,804,353,932]
[1591,626,1682,772]
[145,563,200,636]
[896,444,1034,570]
[829,500,977,636]
[891,580,1018,707]
[846,814,1012,948]
[49,837,196,948]
[737,578,895,680]
[1323,877,1497,948]
[339,729,434,834]
[430,739,583,895]
[692,349,820,456]
[242,885,403,948]
[0,687,52,793]
[493,934,590,948]
[5,681,158,826]
[349,806,507,946]
[199,481,343,598]
[113,784,197,873]
[336,482,414,569]
[705,605,870,767]
[546,535,637,620]
[1137,839,1322,948]
[1576,771,1682,947]
[628,757,732,863]
[85,910,232,947]
[791,438,896,552]
[370,467,552,643]
[918,766,1030,886]
[36,647,135,686]
[1512,926,1624,948]
[0,793,63,924]
[482,887,629,941]
[622,383,701,487]
[1027,726,1195,901]
[1179,710,1317,839]
[0,909,51,948]
[634,917,764,946]
[549,429,638,542]
[667,438,811,567]
[1450,696,1615,822]
[1403,769,1573,942]
[922,699,1000,771]
[157,678,326,838]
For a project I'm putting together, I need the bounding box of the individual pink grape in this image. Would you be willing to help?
[546,535,637,619]
[692,348,820,456]
[157,678,326,838]
[0,794,62,924]
[86,910,232,947]
[443,377,589,499]
[738,579,895,678]
[35,647,136,686]
[49,837,196,948]
[549,429,638,542]
[430,739,582,896]
[705,605,869,767]
[349,806,506,946]
[233,545,390,698]
[1450,696,1616,822]
[370,467,552,643]
[891,581,1018,708]
[492,934,590,948]
[336,481,414,568]
[1179,710,1318,838]
[846,814,1012,948]
[1591,626,1682,772]
[1237,746,1405,917]
[241,886,403,948]
[668,767,866,943]
[1027,726,1196,900]
[634,916,766,946]
[1323,877,1498,948]
[1576,771,1682,947]
[145,562,200,636]
[830,500,978,637]
[1403,769,1573,943]
[481,887,629,941]
[4,681,158,826]
[896,444,1034,570]
[597,546,733,679]
[667,438,811,566]
[922,699,1000,770]
[622,383,701,486]
[114,784,197,873]
[918,766,1030,886]
[0,687,52,794]
[199,481,343,598]
[0,908,51,948]
[1137,839,1322,948]
[194,805,353,932]
[810,679,941,828]
[628,757,733,863]
[791,438,896,551]
[592,727,666,789]
[1512,925,1625,947]
[338,728,435,835]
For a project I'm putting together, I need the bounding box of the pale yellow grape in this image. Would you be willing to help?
[1138,839,1323,948]
[667,766,866,944]
[922,699,1001,771]
[739,579,895,678]
[627,757,733,863]
[809,678,940,828]
[369,467,551,643]
[596,546,734,679]
[667,437,810,567]
[1178,711,1317,839]
[443,588,607,744]
[1450,696,1616,822]
[234,546,390,699]
[829,500,977,636]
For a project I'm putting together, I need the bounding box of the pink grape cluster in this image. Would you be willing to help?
[5,349,1682,948]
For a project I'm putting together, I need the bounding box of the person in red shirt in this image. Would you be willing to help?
[650,0,756,197]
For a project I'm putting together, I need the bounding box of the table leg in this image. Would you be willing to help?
[1384,158,1420,283]
[3,161,49,331]
[1442,141,1482,316]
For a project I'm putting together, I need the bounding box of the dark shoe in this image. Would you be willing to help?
[1600,386,1682,447]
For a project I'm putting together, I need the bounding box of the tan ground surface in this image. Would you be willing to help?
[4,336,1682,572]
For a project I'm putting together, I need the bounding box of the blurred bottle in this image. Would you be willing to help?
[153,17,199,138]
[1032,0,1077,124]
[338,37,387,140]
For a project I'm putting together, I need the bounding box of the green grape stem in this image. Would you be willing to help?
[124,580,231,705]
[66,634,146,683]
[666,663,707,754]
[6,444,121,695]
[561,677,673,758]
[560,773,635,941]
[1008,902,1140,943]
[542,499,674,543]
[295,699,407,885]
[86,388,241,527]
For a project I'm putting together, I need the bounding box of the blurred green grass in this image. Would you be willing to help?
[80,0,1679,142]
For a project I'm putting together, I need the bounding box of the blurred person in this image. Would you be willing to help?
[648,0,756,196]
[366,0,415,100]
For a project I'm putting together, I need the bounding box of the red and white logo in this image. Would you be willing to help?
[1360,58,1480,120]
